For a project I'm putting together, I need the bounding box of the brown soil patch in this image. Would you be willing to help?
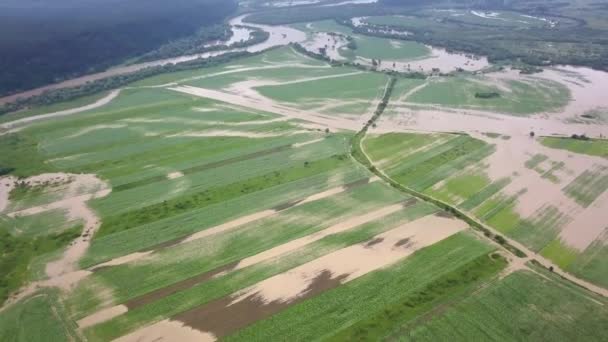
[394,237,414,248]
[343,177,371,190]
[435,211,455,218]
[271,199,304,211]
[402,197,418,208]
[124,262,239,310]
[174,270,348,338]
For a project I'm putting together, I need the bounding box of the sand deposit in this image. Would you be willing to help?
[113,319,215,342]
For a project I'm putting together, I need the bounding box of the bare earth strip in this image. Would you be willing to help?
[0,176,16,212]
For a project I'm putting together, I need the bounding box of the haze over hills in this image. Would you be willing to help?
[0,0,237,96]
[0,0,608,341]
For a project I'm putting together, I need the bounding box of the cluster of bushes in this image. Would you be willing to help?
[475,91,500,99]
[571,134,590,140]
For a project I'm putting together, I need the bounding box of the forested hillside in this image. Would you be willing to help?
[0,0,237,96]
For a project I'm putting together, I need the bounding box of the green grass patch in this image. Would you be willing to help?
[541,137,608,159]
[81,167,369,268]
[364,132,448,170]
[256,71,388,115]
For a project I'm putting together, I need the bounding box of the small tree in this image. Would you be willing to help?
[529,131,535,138]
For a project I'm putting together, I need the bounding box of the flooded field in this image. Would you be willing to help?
[1,3,608,341]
